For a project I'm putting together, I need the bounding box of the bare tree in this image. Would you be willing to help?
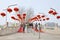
[26,8,34,22]
[19,7,26,14]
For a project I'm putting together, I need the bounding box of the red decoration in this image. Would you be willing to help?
[17,14,22,19]
[32,18,35,20]
[48,10,53,14]
[43,19,45,21]
[41,15,45,18]
[23,13,26,17]
[34,17,38,21]
[22,13,26,19]
[14,7,19,12]
[56,16,60,19]
[33,17,37,20]
[37,15,41,19]
[34,17,37,19]
[46,18,49,20]
[11,16,17,20]
[0,12,6,17]
[30,18,35,21]
[52,12,57,15]
[7,8,12,13]
[23,17,25,19]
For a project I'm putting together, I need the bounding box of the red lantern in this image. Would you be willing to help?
[23,17,25,19]
[41,15,45,18]
[11,16,18,20]
[52,12,57,15]
[37,15,41,19]
[0,12,6,17]
[11,16,16,20]
[32,18,35,20]
[23,13,26,17]
[56,16,60,19]
[14,7,19,12]
[31,18,35,20]
[34,17,38,21]
[34,17,37,19]
[7,8,12,13]
[48,10,53,14]
[17,14,22,19]
[46,18,49,20]
[22,13,26,19]
[43,19,45,21]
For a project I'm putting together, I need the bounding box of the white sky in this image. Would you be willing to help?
[0,0,60,25]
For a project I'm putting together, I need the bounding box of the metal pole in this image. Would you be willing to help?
[8,4,17,8]
[39,18,42,39]
[38,20,40,39]
[6,10,8,27]
[3,9,8,27]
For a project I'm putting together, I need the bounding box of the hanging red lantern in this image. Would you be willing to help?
[22,13,26,19]
[37,15,41,19]
[7,8,12,13]
[34,17,38,21]
[43,19,45,21]
[23,17,25,19]
[17,14,20,17]
[52,12,57,15]
[31,18,35,20]
[31,17,38,21]
[32,18,35,20]
[23,13,26,17]
[56,16,60,19]
[48,10,53,14]
[46,18,49,20]
[11,16,18,20]
[11,16,16,20]
[41,15,45,18]
[36,17,38,20]
[17,14,22,20]
[0,12,6,17]
[14,7,19,12]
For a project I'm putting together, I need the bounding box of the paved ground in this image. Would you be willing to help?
[0,32,60,40]
[0,27,60,40]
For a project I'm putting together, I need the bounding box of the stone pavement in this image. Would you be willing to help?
[0,32,60,40]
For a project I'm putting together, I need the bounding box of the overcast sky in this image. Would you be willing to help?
[0,0,60,25]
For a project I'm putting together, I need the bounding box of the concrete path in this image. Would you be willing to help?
[0,32,60,40]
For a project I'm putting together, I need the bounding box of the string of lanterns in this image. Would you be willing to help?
[28,14,50,22]
[48,8,60,19]
[0,7,59,23]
